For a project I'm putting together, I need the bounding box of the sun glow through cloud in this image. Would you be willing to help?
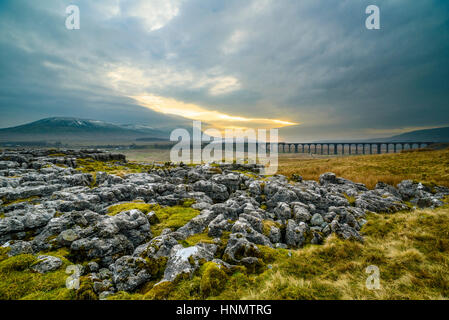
[131,94,297,129]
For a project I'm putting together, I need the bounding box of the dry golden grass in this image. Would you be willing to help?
[277,148,449,189]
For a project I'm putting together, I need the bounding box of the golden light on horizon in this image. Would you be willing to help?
[131,94,298,129]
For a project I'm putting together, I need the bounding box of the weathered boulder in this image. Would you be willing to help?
[285,219,307,248]
[163,243,217,281]
[193,180,229,202]
[31,255,63,273]
[111,256,151,292]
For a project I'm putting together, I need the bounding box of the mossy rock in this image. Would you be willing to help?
[75,276,97,300]
[143,281,175,300]
[144,256,168,278]
[262,220,279,237]
[0,252,73,300]
[199,262,228,298]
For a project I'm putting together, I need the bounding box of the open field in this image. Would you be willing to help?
[277,147,449,189]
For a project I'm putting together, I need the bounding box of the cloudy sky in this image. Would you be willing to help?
[0,0,448,141]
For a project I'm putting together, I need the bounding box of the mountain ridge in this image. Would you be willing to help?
[0,117,170,142]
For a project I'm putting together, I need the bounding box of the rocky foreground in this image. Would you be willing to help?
[1,149,448,299]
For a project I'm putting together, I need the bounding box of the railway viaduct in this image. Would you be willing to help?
[274,142,434,155]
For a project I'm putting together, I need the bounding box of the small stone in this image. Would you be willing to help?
[87,261,99,273]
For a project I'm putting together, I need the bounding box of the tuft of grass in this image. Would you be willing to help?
[343,193,356,206]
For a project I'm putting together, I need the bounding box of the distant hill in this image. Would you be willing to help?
[0,117,170,143]
[283,126,449,143]
[377,126,449,143]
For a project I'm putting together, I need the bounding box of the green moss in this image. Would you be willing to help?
[208,167,223,174]
[107,203,156,216]
[22,288,75,300]
[151,206,201,237]
[76,158,155,177]
[199,262,228,298]
[0,253,74,300]
[232,170,259,179]
[144,281,175,300]
[180,233,214,247]
[48,153,67,157]
[107,291,144,300]
[0,247,10,262]
[442,195,449,205]
[0,254,36,273]
[108,203,200,236]
[75,276,97,300]
[181,198,196,207]
[143,256,168,279]
[262,220,279,237]
[2,196,40,206]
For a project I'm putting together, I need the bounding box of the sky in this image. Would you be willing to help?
[0,0,448,141]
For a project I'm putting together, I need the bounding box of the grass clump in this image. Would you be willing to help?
[343,193,356,206]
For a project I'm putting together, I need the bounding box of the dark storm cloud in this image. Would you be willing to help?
[0,0,448,140]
